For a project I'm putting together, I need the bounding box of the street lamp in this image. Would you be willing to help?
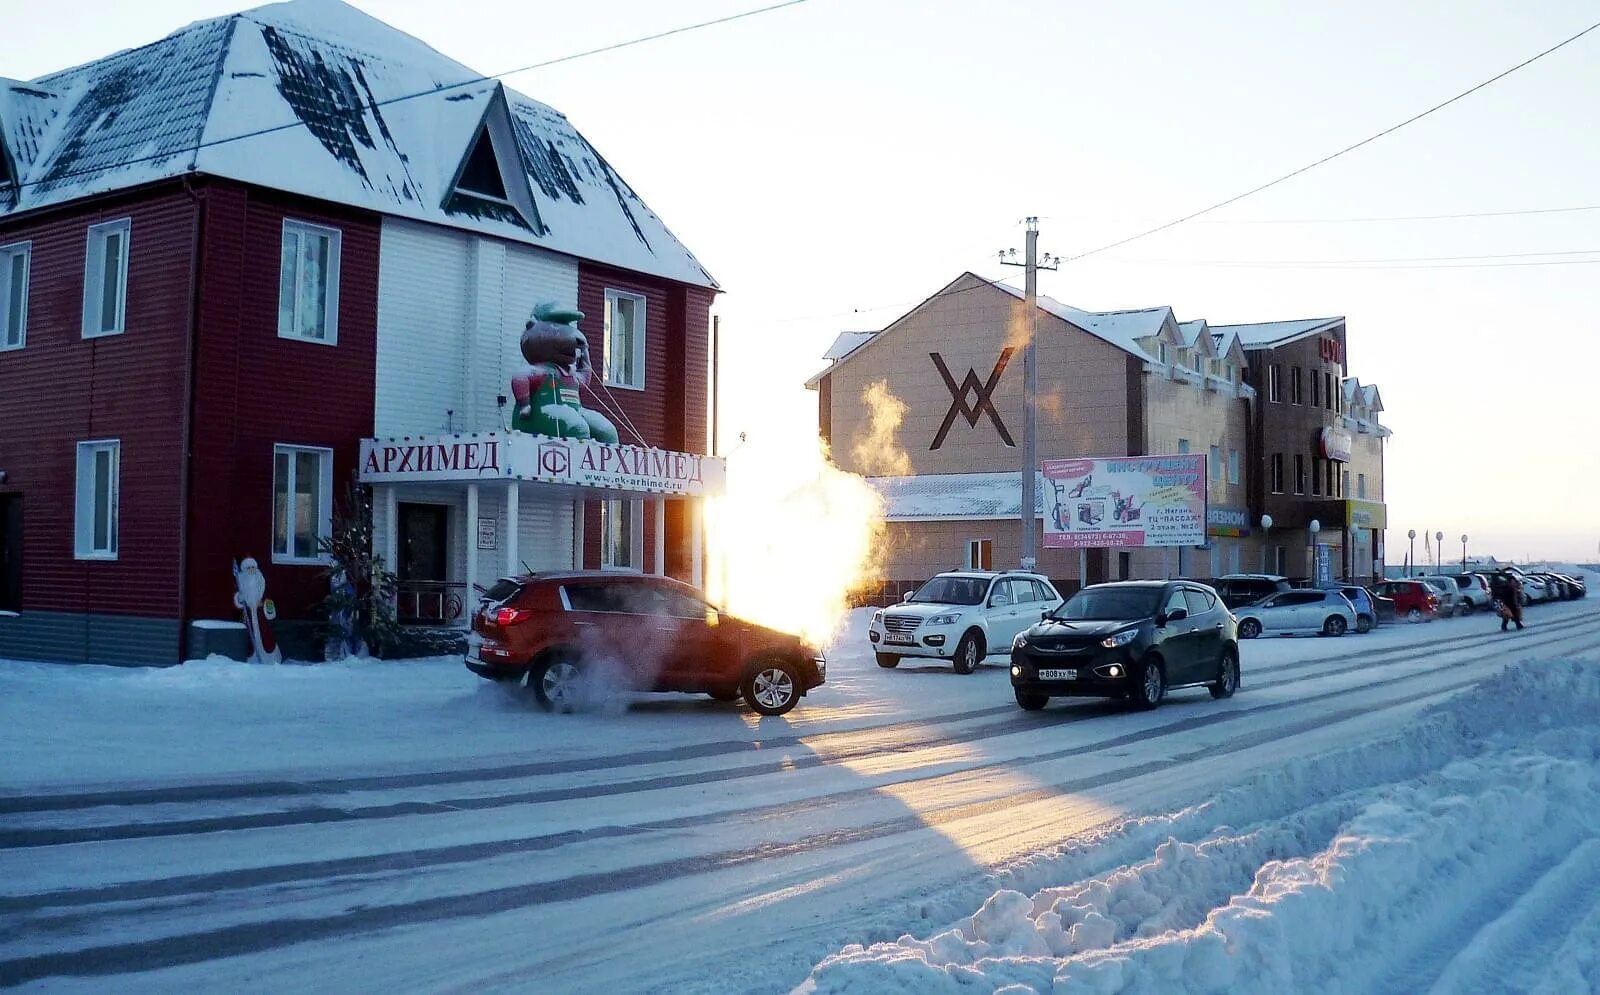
[1260,514,1273,573]
[1461,534,1469,571]
[1408,529,1417,576]
[1435,531,1444,573]
[1309,519,1322,583]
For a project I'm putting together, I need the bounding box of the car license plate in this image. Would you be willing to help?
[1038,668,1077,681]
[884,633,916,645]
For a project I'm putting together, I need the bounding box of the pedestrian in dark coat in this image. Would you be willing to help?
[1500,574,1525,631]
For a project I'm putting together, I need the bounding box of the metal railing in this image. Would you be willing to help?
[396,580,467,625]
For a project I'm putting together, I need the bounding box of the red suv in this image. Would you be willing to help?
[1370,580,1439,622]
[466,572,826,716]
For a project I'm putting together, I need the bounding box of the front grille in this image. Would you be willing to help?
[1029,638,1094,654]
[882,613,922,634]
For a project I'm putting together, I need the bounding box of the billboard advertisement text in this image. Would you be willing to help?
[1042,455,1207,549]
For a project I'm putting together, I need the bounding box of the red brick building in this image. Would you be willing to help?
[0,1,720,663]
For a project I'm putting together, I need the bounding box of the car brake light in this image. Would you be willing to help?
[491,607,533,626]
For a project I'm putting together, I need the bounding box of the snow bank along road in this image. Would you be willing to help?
[2,596,1598,993]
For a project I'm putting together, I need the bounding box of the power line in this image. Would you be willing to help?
[1108,256,1600,272]
[1118,247,1600,268]
[1197,204,1600,225]
[15,0,812,192]
[1066,18,1600,263]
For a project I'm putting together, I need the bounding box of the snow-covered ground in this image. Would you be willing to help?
[1,581,1598,993]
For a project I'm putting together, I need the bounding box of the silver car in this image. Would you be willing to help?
[1417,577,1460,617]
[1235,589,1359,638]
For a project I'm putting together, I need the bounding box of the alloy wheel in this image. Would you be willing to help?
[541,661,583,710]
[751,667,795,710]
[1143,664,1163,702]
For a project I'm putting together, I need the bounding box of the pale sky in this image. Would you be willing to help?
[11,0,1599,563]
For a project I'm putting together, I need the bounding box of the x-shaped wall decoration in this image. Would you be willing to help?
[929,349,1015,450]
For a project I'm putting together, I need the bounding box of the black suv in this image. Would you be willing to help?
[1213,574,1293,610]
[1009,581,1240,711]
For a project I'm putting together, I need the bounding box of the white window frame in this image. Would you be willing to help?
[74,439,120,560]
[1157,342,1169,365]
[603,289,647,391]
[1228,449,1240,485]
[278,220,342,346]
[82,218,131,339]
[600,498,645,570]
[965,538,993,571]
[1358,473,1367,499]
[1177,438,1190,454]
[271,444,334,565]
[1209,446,1221,481]
[1,241,29,351]
[1270,453,1284,494]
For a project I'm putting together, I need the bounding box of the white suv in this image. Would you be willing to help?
[868,571,1064,674]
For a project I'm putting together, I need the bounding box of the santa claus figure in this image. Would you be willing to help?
[233,557,283,664]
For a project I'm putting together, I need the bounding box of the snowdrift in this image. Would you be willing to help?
[799,657,1600,994]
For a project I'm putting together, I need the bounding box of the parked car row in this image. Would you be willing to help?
[457,563,1583,720]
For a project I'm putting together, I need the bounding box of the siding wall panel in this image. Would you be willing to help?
[186,183,379,624]
[0,185,195,628]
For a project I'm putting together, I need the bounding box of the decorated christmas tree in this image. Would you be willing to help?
[318,479,400,659]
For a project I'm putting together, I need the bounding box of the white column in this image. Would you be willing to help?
[465,483,479,604]
[654,497,667,576]
[691,500,703,591]
[573,499,585,570]
[505,482,520,577]
[381,484,398,570]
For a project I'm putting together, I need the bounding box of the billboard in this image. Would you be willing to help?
[1043,455,1207,548]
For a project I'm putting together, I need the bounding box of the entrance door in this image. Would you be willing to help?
[0,496,19,612]
[398,503,450,622]
[399,503,449,581]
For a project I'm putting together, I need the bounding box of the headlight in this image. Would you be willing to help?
[1012,632,1028,650]
[928,613,961,626]
[872,610,883,624]
[1100,629,1138,649]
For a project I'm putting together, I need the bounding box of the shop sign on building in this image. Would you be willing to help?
[1320,426,1354,462]
[1346,498,1387,530]
[1206,505,1252,537]
[1042,455,1206,549]
[359,433,726,497]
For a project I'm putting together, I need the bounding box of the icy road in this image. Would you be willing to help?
[2,589,1599,993]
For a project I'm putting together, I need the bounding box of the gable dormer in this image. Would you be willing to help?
[441,85,545,235]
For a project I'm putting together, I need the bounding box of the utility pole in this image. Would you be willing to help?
[1000,218,1059,571]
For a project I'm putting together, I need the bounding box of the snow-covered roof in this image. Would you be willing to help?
[990,280,1177,360]
[1343,377,1384,412]
[869,471,1044,521]
[1177,319,1217,356]
[823,330,876,362]
[0,0,716,288]
[1210,316,1343,349]
[1209,329,1248,367]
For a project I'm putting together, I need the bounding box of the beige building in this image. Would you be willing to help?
[811,273,1270,595]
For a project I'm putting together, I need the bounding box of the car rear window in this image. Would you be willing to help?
[482,578,524,606]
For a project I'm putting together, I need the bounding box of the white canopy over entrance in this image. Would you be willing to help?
[359,432,725,625]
